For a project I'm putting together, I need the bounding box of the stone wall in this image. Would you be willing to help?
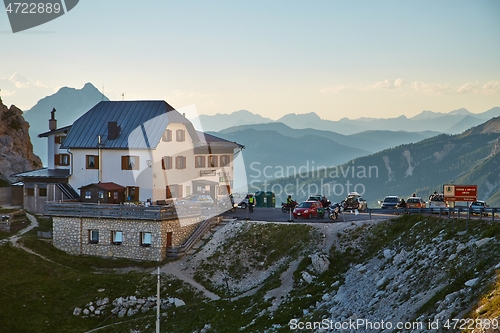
[53,216,202,261]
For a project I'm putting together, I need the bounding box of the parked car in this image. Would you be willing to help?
[231,193,250,209]
[238,197,249,209]
[469,201,488,215]
[307,195,322,202]
[380,196,399,209]
[428,192,447,209]
[293,201,324,219]
[308,195,330,208]
[176,194,214,207]
[406,197,426,209]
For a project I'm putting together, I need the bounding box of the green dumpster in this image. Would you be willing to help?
[266,191,275,207]
[254,191,266,207]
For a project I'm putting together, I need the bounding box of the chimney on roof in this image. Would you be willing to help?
[108,121,120,140]
[49,108,57,131]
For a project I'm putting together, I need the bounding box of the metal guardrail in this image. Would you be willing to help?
[44,202,201,220]
[367,207,499,220]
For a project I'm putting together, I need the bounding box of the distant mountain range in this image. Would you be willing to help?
[195,110,274,132]
[211,123,440,183]
[192,107,499,135]
[23,83,108,166]
[260,116,500,207]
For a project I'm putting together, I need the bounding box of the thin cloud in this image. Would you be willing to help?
[458,81,500,95]
[0,72,54,109]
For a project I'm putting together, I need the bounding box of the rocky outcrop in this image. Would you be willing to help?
[0,99,42,184]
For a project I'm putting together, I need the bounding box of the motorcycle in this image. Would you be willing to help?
[281,200,298,213]
[328,203,342,220]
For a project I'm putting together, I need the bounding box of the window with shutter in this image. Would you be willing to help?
[195,156,205,168]
[208,155,218,167]
[162,129,172,142]
[176,129,185,142]
[162,156,172,170]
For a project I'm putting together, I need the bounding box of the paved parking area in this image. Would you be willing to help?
[221,206,390,223]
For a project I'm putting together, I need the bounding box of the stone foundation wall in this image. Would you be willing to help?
[53,216,202,261]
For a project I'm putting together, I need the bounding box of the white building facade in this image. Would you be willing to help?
[16,101,243,212]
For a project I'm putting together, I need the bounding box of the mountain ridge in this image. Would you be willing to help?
[23,82,109,166]
[193,107,499,134]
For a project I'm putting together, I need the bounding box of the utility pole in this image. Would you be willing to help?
[156,267,160,333]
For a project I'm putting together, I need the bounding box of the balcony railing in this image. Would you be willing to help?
[45,201,202,220]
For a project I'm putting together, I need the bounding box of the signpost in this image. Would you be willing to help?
[443,184,477,202]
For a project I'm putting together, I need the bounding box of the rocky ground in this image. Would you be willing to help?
[179,219,378,300]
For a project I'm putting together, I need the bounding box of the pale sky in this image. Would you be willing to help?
[1,0,499,120]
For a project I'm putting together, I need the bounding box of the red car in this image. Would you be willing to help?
[293,201,323,219]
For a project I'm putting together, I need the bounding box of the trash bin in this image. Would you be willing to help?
[254,191,265,207]
[266,191,275,207]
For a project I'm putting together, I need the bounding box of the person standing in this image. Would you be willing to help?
[248,194,255,212]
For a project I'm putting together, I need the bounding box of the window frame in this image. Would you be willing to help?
[175,156,186,170]
[54,154,71,166]
[208,155,218,167]
[162,129,172,142]
[54,136,65,144]
[220,154,231,167]
[176,129,185,142]
[89,229,99,244]
[112,230,123,245]
[121,155,139,170]
[38,187,47,197]
[141,232,152,247]
[162,156,173,170]
[86,155,99,169]
[195,155,206,168]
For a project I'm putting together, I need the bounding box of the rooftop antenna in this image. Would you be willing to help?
[122,93,124,101]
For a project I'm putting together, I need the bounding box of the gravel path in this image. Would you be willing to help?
[159,257,221,300]
[9,212,38,246]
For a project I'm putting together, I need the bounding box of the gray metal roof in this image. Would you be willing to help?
[13,168,71,178]
[61,101,199,149]
[38,125,72,138]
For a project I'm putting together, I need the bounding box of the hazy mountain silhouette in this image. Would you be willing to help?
[218,123,438,154]
[209,128,369,182]
[193,110,273,132]
[23,82,108,166]
[196,107,499,135]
